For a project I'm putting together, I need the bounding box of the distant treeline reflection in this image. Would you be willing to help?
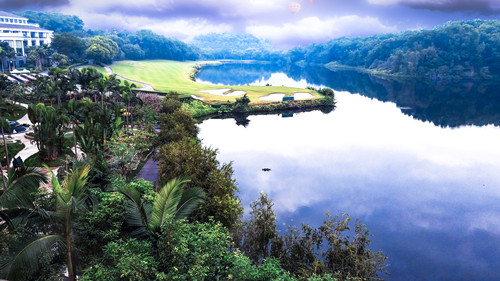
[198,62,500,128]
[290,65,500,128]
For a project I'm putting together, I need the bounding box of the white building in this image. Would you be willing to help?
[0,11,53,69]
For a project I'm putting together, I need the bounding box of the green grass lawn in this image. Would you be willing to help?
[1,103,27,121]
[110,60,319,104]
[1,140,25,166]
[87,65,108,76]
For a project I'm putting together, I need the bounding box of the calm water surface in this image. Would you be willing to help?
[196,63,500,280]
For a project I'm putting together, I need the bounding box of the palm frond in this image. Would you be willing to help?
[150,177,198,229]
[174,186,205,220]
[116,184,151,238]
[0,167,48,210]
[0,235,63,281]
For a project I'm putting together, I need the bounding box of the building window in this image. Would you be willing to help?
[39,32,45,38]
[9,19,13,23]
[31,32,36,37]
[40,40,45,45]
[14,19,17,23]
[31,40,36,46]
[0,18,3,22]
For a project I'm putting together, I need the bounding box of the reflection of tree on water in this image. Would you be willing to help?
[285,65,500,127]
[198,62,500,127]
[205,105,335,127]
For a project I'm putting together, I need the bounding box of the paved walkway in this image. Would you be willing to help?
[5,103,37,161]
[104,66,155,91]
[136,156,159,183]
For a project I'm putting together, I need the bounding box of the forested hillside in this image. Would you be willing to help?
[191,33,282,61]
[17,11,199,64]
[287,20,500,80]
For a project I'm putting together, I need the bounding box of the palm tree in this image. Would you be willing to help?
[121,80,139,131]
[0,117,10,171]
[0,164,94,281]
[0,165,49,224]
[118,177,205,238]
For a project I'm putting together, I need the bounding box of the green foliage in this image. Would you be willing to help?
[50,53,70,68]
[75,190,127,265]
[229,253,295,281]
[158,218,232,280]
[240,192,278,264]
[85,36,120,64]
[273,213,388,280]
[117,177,204,238]
[114,29,198,61]
[27,103,70,161]
[155,95,198,146]
[0,141,24,167]
[26,45,50,70]
[157,138,243,230]
[293,19,500,79]
[181,99,217,118]
[51,33,86,62]
[81,238,164,281]
[191,33,281,60]
[19,11,84,33]
[233,94,251,113]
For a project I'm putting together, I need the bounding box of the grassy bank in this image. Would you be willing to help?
[110,60,320,104]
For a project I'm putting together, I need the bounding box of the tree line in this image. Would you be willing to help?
[284,20,500,80]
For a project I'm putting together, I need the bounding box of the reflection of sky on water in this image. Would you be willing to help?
[198,71,313,88]
[198,91,500,280]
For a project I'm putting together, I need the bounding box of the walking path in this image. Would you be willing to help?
[6,103,38,161]
[136,156,159,183]
[104,66,155,91]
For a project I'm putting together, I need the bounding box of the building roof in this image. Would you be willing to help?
[0,11,27,19]
[0,23,52,32]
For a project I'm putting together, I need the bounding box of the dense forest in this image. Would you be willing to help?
[16,11,199,64]
[286,20,500,80]
[192,33,282,61]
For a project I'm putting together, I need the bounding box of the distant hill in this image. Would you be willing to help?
[191,33,282,61]
[287,20,500,80]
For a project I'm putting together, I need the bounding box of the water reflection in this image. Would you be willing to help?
[197,62,500,128]
[198,92,500,280]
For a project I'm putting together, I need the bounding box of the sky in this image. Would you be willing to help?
[1,0,500,49]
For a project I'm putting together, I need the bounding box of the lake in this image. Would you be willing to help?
[196,62,500,280]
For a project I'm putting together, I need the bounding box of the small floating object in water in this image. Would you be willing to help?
[262,168,271,172]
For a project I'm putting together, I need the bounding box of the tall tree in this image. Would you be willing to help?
[84,36,119,64]
[0,165,93,281]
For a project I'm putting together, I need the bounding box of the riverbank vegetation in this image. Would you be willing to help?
[0,66,386,280]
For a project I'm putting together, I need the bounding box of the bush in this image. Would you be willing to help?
[81,238,165,281]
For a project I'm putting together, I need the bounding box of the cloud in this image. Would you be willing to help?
[66,0,287,21]
[71,11,233,41]
[246,15,397,49]
[0,0,69,10]
[368,0,500,15]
